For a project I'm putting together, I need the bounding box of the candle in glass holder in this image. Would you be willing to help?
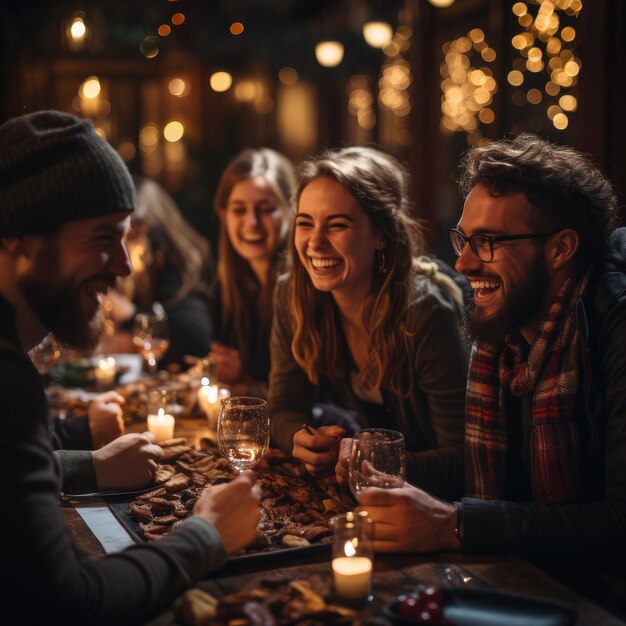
[197,381,230,430]
[147,408,175,441]
[332,543,373,600]
[94,356,116,387]
[331,512,374,604]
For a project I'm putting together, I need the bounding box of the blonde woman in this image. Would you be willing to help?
[211,148,296,391]
[269,147,468,498]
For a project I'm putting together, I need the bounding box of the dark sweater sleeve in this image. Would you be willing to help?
[51,413,93,450]
[268,279,317,451]
[0,350,227,626]
[403,284,468,499]
[55,449,98,494]
[160,293,214,368]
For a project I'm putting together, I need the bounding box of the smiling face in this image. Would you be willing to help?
[294,176,384,305]
[455,184,552,341]
[19,211,132,350]
[223,176,286,271]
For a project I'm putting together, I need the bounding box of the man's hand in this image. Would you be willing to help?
[292,424,345,474]
[356,484,459,553]
[193,470,261,554]
[92,431,164,491]
[88,391,125,449]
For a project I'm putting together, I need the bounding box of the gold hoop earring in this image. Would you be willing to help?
[377,249,387,275]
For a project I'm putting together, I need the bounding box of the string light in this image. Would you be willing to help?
[508,1,582,131]
[439,28,498,143]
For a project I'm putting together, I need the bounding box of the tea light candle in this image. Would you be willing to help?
[94,356,116,387]
[147,408,175,441]
[332,552,372,601]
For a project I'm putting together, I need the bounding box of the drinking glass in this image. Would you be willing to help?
[217,396,269,472]
[348,428,406,498]
[132,310,170,374]
[28,334,62,374]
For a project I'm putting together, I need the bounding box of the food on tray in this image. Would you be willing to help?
[125,439,346,554]
[47,370,203,423]
[173,576,356,626]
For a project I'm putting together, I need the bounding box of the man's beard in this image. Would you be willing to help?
[462,252,551,343]
[19,243,104,352]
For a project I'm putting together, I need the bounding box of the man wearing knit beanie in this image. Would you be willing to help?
[0,110,136,350]
[0,110,260,625]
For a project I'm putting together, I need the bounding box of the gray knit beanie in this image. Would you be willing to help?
[0,110,135,236]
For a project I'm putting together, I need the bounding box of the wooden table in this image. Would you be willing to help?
[58,403,626,626]
[60,501,625,625]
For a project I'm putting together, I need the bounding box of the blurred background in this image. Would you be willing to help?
[1,0,623,264]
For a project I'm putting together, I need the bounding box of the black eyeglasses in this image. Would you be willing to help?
[448,227,561,263]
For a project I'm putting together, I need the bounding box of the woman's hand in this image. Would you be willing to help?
[292,424,345,474]
[209,342,243,384]
[334,437,353,485]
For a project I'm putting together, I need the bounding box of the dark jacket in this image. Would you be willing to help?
[459,228,626,566]
[0,297,226,625]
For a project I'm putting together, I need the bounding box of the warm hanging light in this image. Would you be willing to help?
[70,18,86,41]
[427,0,456,7]
[80,76,101,99]
[362,21,393,48]
[315,41,344,67]
[209,71,233,92]
[163,121,184,142]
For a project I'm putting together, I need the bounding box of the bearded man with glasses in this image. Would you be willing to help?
[355,133,626,613]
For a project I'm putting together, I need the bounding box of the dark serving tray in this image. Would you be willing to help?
[384,587,577,626]
[105,494,332,566]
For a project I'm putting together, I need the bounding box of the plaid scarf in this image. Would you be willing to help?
[465,267,590,504]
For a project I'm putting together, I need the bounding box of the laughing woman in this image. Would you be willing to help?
[210,148,296,393]
[268,147,468,499]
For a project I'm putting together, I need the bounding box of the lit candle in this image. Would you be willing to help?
[332,540,372,601]
[197,381,230,429]
[94,356,116,387]
[147,407,175,441]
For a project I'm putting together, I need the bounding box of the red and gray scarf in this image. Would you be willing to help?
[465,267,590,504]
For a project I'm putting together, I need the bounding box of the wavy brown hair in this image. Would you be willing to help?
[289,146,426,397]
[214,148,296,373]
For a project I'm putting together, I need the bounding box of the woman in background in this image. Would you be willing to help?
[269,146,468,499]
[210,148,296,393]
[101,176,214,369]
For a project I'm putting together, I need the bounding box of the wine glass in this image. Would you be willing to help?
[348,428,406,498]
[217,396,269,472]
[132,310,170,374]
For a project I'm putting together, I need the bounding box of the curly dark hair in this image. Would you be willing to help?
[458,133,619,263]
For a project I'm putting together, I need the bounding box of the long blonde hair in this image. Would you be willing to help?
[214,148,296,372]
[289,147,430,397]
